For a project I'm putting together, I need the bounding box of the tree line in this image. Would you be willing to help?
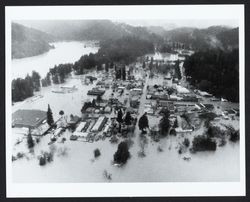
[72,36,155,75]
[184,48,239,102]
[12,71,41,102]
[12,63,73,102]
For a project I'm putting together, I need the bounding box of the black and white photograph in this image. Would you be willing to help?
[5,5,245,197]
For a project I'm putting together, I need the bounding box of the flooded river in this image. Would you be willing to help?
[12,41,99,79]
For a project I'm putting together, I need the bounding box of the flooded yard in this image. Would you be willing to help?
[11,73,240,183]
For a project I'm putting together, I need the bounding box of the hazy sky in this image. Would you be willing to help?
[115,19,239,29]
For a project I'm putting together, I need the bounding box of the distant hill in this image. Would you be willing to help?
[13,20,239,59]
[164,26,238,51]
[12,23,55,59]
[17,20,163,43]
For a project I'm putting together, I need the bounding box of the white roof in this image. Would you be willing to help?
[130,88,142,91]
[54,127,63,136]
[92,116,106,132]
[75,122,87,132]
[76,132,89,138]
[176,85,190,94]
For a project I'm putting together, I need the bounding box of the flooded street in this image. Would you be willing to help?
[12,73,240,183]
[11,41,240,183]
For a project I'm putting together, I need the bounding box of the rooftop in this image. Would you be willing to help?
[12,109,47,128]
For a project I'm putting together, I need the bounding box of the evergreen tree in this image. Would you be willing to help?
[46,73,51,86]
[159,109,170,136]
[91,99,96,107]
[52,74,59,84]
[117,109,123,123]
[27,129,34,149]
[122,66,126,80]
[96,95,102,105]
[31,71,41,91]
[47,104,54,126]
[113,141,130,164]
[124,112,132,126]
[138,113,149,133]
[117,109,123,132]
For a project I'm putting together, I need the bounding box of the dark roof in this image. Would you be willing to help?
[12,109,47,128]
[68,115,81,124]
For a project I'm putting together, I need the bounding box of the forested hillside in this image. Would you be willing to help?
[184,49,239,102]
[163,26,238,51]
[12,23,55,59]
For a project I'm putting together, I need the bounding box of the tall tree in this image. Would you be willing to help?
[31,71,41,91]
[96,95,102,105]
[117,109,123,132]
[159,109,170,136]
[124,112,132,126]
[138,113,149,133]
[122,66,126,80]
[27,129,34,149]
[113,141,130,164]
[47,104,54,126]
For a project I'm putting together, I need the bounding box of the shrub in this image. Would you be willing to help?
[138,150,146,157]
[46,152,54,162]
[230,130,239,142]
[207,125,224,138]
[110,135,118,144]
[170,128,176,136]
[199,112,217,126]
[157,146,163,152]
[218,138,227,147]
[183,138,190,147]
[39,151,54,166]
[39,156,46,166]
[16,152,24,159]
[12,156,17,161]
[57,147,68,157]
[191,135,217,152]
[94,149,101,158]
[27,133,34,148]
[113,141,130,164]
[35,137,40,143]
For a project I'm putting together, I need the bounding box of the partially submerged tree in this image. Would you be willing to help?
[113,141,130,164]
[124,111,132,126]
[117,109,123,132]
[47,104,54,126]
[138,113,149,133]
[27,129,34,149]
[191,135,217,152]
[59,110,64,116]
[159,109,170,136]
[94,148,101,158]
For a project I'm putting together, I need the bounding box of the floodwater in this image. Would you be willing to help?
[12,75,240,183]
[11,41,99,79]
[11,46,240,183]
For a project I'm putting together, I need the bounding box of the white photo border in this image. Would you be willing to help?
[5,5,245,197]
